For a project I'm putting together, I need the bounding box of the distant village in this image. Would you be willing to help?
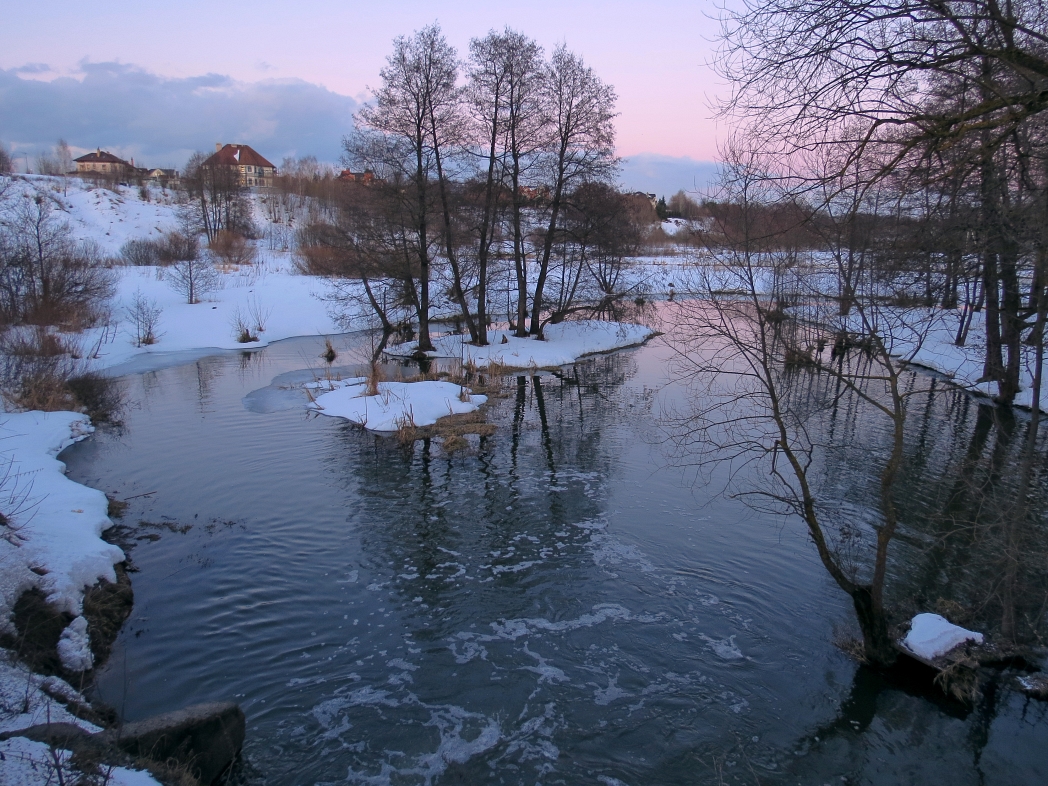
[64,143,660,209]
[71,143,277,188]
[67,142,386,191]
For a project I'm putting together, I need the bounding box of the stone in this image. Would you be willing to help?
[101,701,245,785]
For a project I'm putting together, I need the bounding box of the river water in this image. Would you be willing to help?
[61,325,1047,785]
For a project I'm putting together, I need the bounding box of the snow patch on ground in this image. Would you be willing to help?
[0,736,161,786]
[0,652,101,735]
[387,320,655,369]
[309,379,486,432]
[902,613,984,660]
[0,412,123,632]
[55,615,94,672]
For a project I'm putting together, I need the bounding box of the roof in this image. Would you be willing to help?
[74,150,130,165]
[204,144,275,169]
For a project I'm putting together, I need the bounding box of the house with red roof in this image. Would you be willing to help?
[337,169,376,185]
[74,149,134,176]
[204,143,276,187]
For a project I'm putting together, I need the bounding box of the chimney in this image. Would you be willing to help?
[216,143,222,152]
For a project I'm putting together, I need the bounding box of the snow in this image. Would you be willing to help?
[83,264,346,374]
[386,320,655,370]
[2,651,163,785]
[310,379,487,432]
[0,412,123,650]
[898,309,1048,411]
[55,615,94,672]
[902,613,984,660]
[4,175,181,257]
[109,767,166,786]
[0,736,162,786]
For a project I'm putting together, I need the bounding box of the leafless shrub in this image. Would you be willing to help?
[0,455,38,546]
[65,371,124,423]
[0,327,123,420]
[0,328,82,411]
[322,338,337,363]
[166,256,219,304]
[119,238,163,266]
[0,193,115,328]
[124,289,162,346]
[157,231,199,265]
[246,296,271,333]
[230,307,258,343]
[208,231,257,268]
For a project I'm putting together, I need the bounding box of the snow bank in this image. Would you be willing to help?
[387,320,655,370]
[900,309,1048,411]
[3,175,181,257]
[83,264,347,374]
[1,649,165,786]
[902,613,984,660]
[0,736,161,786]
[0,652,101,735]
[0,412,123,667]
[310,379,486,432]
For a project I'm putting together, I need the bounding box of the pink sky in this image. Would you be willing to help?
[2,0,726,160]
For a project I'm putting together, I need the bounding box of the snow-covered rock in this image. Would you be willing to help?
[902,613,984,660]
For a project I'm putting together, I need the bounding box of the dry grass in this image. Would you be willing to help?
[442,434,469,453]
[0,328,123,419]
[322,338,337,363]
[365,361,384,397]
[394,409,418,446]
[230,307,258,343]
[831,626,869,664]
[934,659,982,704]
[401,410,497,446]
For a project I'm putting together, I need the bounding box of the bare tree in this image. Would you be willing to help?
[125,289,162,346]
[346,25,465,352]
[0,141,12,175]
[0,189,115,326]
[529,45,618,336]
[165,244,218,304]
[180,151,252,242]
[466,28,545,343]
[717,0,1048,405]
[665,142,943,667]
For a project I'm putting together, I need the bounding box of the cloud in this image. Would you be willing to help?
[618,153,719,199]
[0,62,358,168]
[13,63,53,75]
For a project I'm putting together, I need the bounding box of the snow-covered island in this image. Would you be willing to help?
[386,320,656,370]
[309,378,487,432]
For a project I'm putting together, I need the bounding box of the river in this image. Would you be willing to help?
[61,323,1048,785]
